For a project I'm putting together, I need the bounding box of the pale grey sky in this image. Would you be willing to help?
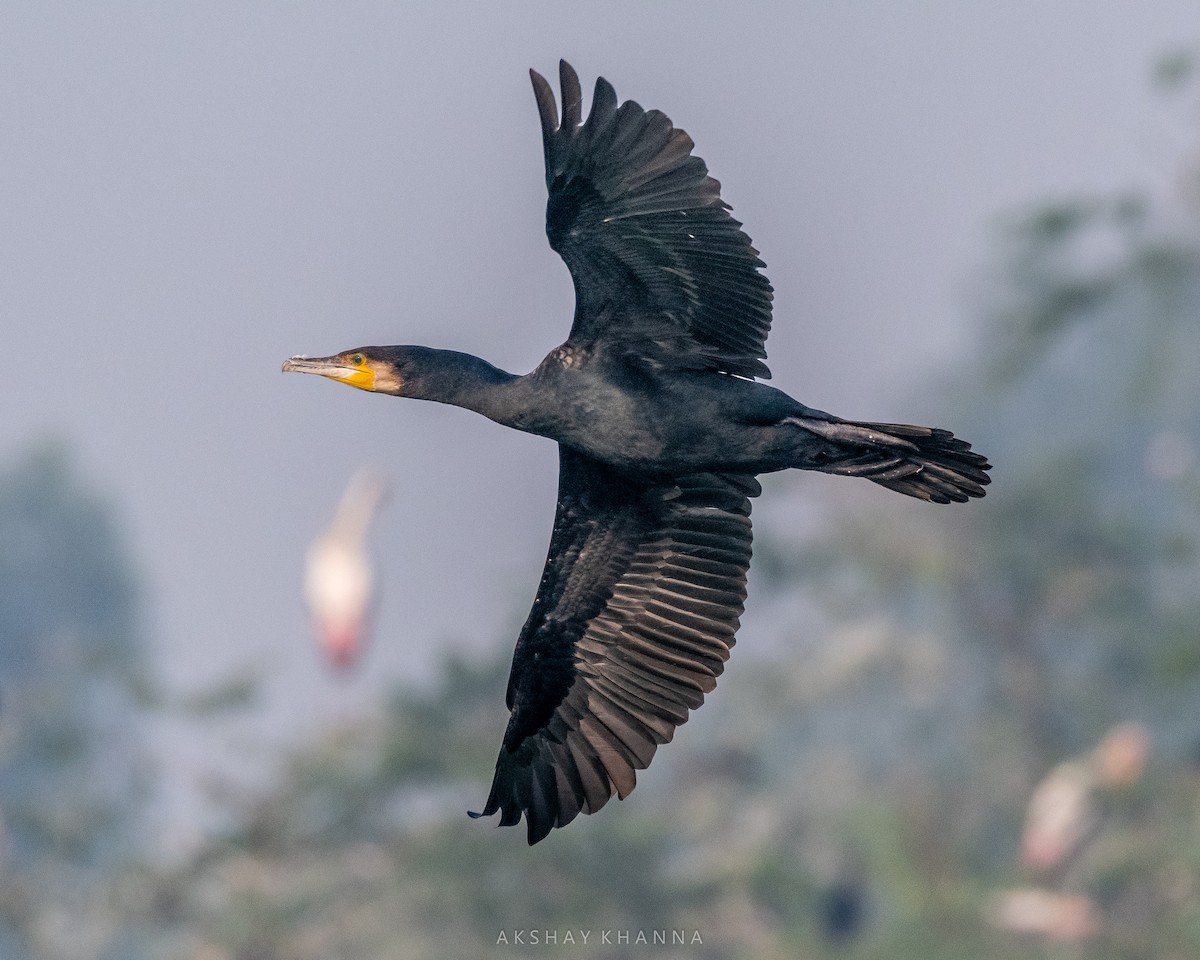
[2,1,1196,843]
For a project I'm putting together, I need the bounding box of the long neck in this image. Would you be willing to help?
[330,471,388,541]
[399,347,529,427]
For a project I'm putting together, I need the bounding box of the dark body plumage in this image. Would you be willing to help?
[282,61,991,844]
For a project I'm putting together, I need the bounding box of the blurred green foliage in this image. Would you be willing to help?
[0,443,150,957]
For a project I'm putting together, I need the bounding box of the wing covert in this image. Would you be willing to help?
[470,446,759,843]
[530,60,775,379]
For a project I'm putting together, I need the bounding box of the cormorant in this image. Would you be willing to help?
[282,61,991,844]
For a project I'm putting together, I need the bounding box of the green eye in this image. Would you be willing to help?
[352,354,364,366]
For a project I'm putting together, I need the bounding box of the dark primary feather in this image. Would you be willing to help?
[471,447,758,844]
[530,60,775,379]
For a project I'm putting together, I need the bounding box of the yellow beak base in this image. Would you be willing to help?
[282,356,377,392]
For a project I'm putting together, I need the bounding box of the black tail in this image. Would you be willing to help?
[790,416,991,504]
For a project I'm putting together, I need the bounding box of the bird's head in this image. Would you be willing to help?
[281,348,405,395]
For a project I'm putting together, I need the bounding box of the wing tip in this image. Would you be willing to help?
[559,59,583,128]
[530,66,559,143]
[467,788,558,846]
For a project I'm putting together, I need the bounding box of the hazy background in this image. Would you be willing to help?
[3,4,1200,955]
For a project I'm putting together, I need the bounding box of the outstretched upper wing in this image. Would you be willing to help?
[531,60,775,379]
[471,446,758,844]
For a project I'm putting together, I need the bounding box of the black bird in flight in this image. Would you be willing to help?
[283,61,991,844]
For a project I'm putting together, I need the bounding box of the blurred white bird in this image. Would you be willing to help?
[305,470,389,671]
[988,724,1149,944]
[1020,723,1149,875]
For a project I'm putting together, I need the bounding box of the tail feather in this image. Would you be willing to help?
[791,417,992,504]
